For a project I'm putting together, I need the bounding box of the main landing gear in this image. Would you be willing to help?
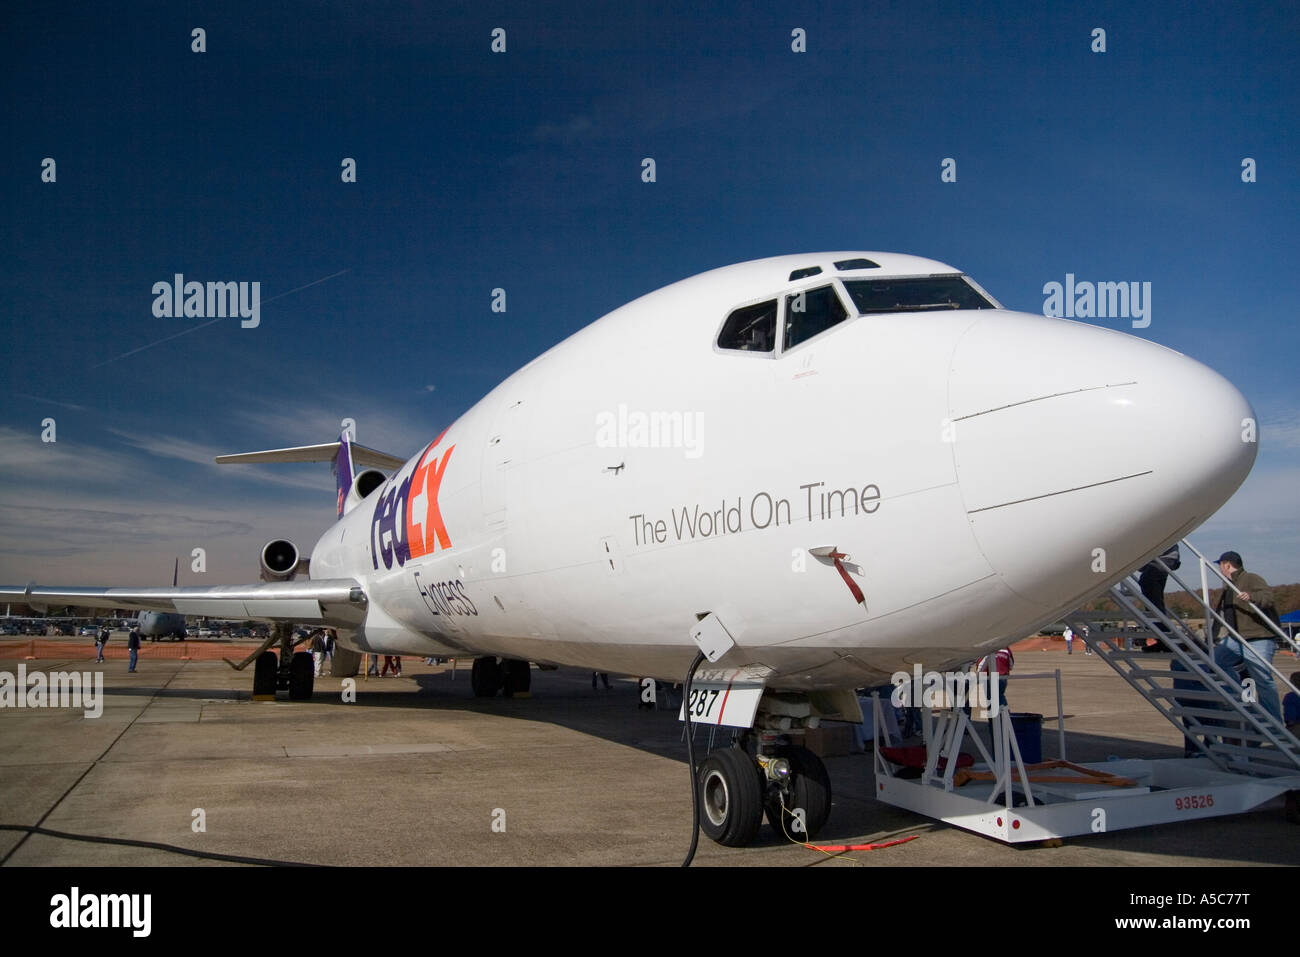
[470,656,532,698]
[250,623,314,701]
[696,734,832,846]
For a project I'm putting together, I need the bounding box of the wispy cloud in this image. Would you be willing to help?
[107,427,328,491]
[0,389,441,585]
[0,427,137,483]
[0,502,255,547]
[14,393,90,412]
[108,428,225,467]
[0,490,331,585]
[1262,411,1300,451]
[236,396,435,463]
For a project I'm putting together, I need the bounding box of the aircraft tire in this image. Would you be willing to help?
[471,656,502,697]
[764,745,831,840]
[697,746,764,847]
[501,659,531,697]
[288,651,315,700]
[253,652,278,697]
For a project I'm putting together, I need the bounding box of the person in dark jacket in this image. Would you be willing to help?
[1282,672,1300,734]
[1211,551,1282,722]
[1138,543,1180,616]
[1138,543,1180,650]
[95,626,109,663]
[127,626,142,673]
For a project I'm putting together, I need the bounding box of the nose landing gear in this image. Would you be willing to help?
[694,736,832,847]
[760,743,831,840]
[697,747,764,846]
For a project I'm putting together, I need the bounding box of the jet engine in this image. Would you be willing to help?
[260,539,307,582]
[342,468,388,516]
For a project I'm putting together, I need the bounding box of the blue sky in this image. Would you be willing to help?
[1,0,1297,586]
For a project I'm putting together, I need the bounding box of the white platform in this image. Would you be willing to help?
[870,696,1300,843]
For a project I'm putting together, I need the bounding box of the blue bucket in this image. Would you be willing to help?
[1010,712,1043,764]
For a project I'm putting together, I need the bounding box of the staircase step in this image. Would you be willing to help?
[1176,705,1262,722]
[1197,729,1275,744]
[1093,570,1300,776]
[1149,688,1238,701]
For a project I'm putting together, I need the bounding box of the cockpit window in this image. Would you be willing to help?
[841,275,995,314]
[717,299,777,353]
[784,285,848,350]
[788,266,822,280]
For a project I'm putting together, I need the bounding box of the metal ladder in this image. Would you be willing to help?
[1065,540,1300,778]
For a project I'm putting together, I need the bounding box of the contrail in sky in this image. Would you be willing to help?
[91,268,351,369]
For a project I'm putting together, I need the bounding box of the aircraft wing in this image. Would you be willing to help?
[0,579,368,627]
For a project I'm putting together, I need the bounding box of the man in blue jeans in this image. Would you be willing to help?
[127,626,142,672]
[1172,657,1217,756]
[1211,551,1282,724]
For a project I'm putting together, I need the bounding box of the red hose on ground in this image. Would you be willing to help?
[806,834,919,852]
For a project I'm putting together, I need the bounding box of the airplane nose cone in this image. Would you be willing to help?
[949,314,1255,610]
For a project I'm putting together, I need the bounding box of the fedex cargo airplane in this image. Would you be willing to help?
[1,252,1256,847]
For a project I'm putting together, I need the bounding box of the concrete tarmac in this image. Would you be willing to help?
[0,646,1296,866]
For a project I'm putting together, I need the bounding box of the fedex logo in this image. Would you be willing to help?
[371,433,455,570]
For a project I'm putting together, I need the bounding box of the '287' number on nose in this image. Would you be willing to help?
[688,688,721,719]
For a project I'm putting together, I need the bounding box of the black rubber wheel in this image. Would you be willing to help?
[697,746,764,847]
[764,744,832,840]
[253,651,278,697]
[471,656,502,697]
[288,651,315,700]
[501,659,531,697]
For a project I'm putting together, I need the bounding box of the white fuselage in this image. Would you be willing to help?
[308,253,1256,689]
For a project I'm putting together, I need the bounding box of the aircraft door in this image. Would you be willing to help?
[481,397,529,533]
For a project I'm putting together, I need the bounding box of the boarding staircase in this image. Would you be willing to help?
[1064,539,1300,778]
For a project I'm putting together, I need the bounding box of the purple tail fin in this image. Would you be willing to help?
[333,431,355,518]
